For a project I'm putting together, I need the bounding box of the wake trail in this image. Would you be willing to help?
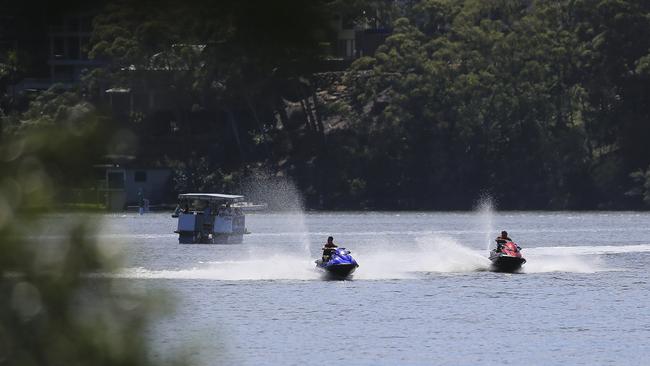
[518,244,650,273]
[111,240,643,281]
[116,254,320,281]
[524,244,650,256]
[111,236,490,281]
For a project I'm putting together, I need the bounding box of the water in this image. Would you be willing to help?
[97,211,650,365]
[475,195,495,252]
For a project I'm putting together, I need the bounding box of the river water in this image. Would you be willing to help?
[99,211,650,365]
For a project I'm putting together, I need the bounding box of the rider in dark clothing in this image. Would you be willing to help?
[322,236,338,262]
[495,230,512,252]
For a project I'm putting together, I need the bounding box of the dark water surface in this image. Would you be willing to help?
[99,211,650,365]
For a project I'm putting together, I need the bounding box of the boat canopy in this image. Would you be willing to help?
[178,193,245,202]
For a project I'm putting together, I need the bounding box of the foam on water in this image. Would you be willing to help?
[114,235,492,280]
[516,244,650,273]
[111,239,644,280]
[525,244,650,256]
[521,254,605,273]
[117,254,319,281]
[352,236,491,279]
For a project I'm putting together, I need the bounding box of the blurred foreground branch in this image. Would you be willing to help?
[0,123,183,365]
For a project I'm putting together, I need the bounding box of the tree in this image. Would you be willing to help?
[0,122,184,365]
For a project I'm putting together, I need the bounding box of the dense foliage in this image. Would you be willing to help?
[0,124,182,365]
[325,0,650,209]
[2,0,650,209]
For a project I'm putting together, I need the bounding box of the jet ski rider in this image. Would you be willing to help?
[322,236,338,262]
[495,230,512,253]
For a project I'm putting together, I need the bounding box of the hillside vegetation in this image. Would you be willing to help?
[2,0,650,209]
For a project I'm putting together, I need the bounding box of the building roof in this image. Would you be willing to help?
[105,88,131,93]
[178,193,244,202]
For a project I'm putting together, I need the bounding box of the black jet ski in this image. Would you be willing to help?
[489,241,526,273]
[315,248,359,279]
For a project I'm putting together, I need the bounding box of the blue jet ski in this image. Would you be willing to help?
[315,247,359,279]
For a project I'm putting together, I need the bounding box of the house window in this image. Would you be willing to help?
[134,170,147,182]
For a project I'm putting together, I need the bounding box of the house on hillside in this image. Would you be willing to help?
[98,161,173,211]
[104,44,206,124]
[2,8,107,93]
[331,14,391,60]
[47,12,105,86]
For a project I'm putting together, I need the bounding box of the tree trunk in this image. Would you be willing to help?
[275,96,290,129]
[300,99,315,131]
[311,89,325,135]
[226,108,245,162]
[246,94,272,159]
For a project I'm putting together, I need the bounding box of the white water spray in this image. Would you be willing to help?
[111,240,632,280]
[243,173,311,257]
[476,195,495,253]
[117,236,494,280]
[118,256,319,281]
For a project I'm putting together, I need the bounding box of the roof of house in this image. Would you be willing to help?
[178,193,244,202]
